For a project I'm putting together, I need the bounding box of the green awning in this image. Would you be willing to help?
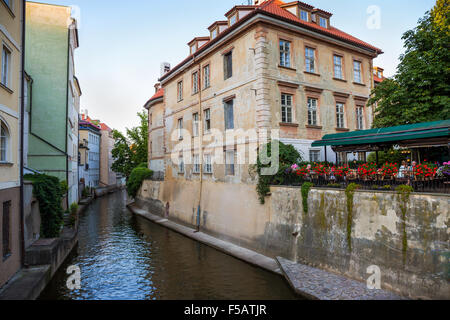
[312,120,450,149]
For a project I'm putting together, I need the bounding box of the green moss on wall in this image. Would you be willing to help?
[345,183,361,252]
[396,185,414,264]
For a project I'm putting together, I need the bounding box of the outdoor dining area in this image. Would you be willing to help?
[306,120,450,194]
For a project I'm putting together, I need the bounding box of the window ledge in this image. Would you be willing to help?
[333,77,347,82]
[280,122,299,128]
[0,83,13,94]
[353,82,366,86]
[336,128,350,132]
[304,71,320,77]
[0,162,14,167]
[192,92,199,96]
[278,65,297,71]
[306,125,323,130]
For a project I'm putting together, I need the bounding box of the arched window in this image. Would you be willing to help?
[0,119,10,163]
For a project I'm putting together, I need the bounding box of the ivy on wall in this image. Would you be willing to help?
[25,174,64,238]
[301,182,314,216]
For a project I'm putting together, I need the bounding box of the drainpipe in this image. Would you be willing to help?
[19,0,26,266]
[194,57,203,233]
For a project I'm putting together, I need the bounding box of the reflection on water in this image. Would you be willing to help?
[40,190,298,300]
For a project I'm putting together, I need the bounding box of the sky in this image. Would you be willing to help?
[37,0,437,132]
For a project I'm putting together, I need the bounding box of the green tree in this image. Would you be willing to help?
[111,111,148,178]
[370,0,450,128]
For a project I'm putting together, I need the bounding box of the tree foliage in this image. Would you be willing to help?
[126,167,153,199]
[253,141,303,204]
[111,111,148,178]
[370,0,450,128]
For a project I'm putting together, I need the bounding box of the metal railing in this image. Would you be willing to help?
[278,175,450,194]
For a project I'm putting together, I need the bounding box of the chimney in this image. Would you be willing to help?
[154,83,161,93]
[160,62,171,77]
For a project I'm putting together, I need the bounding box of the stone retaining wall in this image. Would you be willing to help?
[136,180,449,299]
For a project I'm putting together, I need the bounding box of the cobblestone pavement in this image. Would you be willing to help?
[277,257,406,300]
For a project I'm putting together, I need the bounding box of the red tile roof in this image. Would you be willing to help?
[159,0,382,82]
[259,0,382,53]
[149,88,164,102]
[100,123,112,132]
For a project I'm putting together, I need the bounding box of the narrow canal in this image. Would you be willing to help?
[40,190,298,300]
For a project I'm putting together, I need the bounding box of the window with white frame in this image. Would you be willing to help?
[307,98,318,126]
[1,45,12,88]
[356,107,364,130]
[281,94,293,123]
[193,154,200,173]
[177,81,183,101]
[229,14,237,26]
[336,103,345,129]
[177,118,183,140]
[0,120,9,162]
[319,17,327,28]
[203,65,210,89]
[309,150,321,163]
[279,40,291,68]
[193,113,199,137]
[192,71,199,94]
[353,61,362,83]
[204,108,211,133]
[305,47,315,73]
[225,150,235,176]
[204,154,212,174]
[333,55,343,79]
[211,29,218,39]
[300,10,308,21]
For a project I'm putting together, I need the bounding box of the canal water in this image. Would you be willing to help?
[40,190,298,300]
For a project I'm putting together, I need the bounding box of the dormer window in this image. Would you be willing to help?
[312,8,332,28]
[300,10,308,21]
[190,45,197,55]
[211,29,218,39]
[229,14,237,26]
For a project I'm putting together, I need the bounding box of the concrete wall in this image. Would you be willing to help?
[137,180,449,299]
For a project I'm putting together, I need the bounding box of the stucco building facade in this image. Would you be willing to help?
[0,0,24,288]
[24,2,80,206]
[99,122,117,187]
[147,0,382,185]
[79,115,101,189]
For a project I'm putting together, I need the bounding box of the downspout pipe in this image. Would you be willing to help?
[19,0,26,266]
